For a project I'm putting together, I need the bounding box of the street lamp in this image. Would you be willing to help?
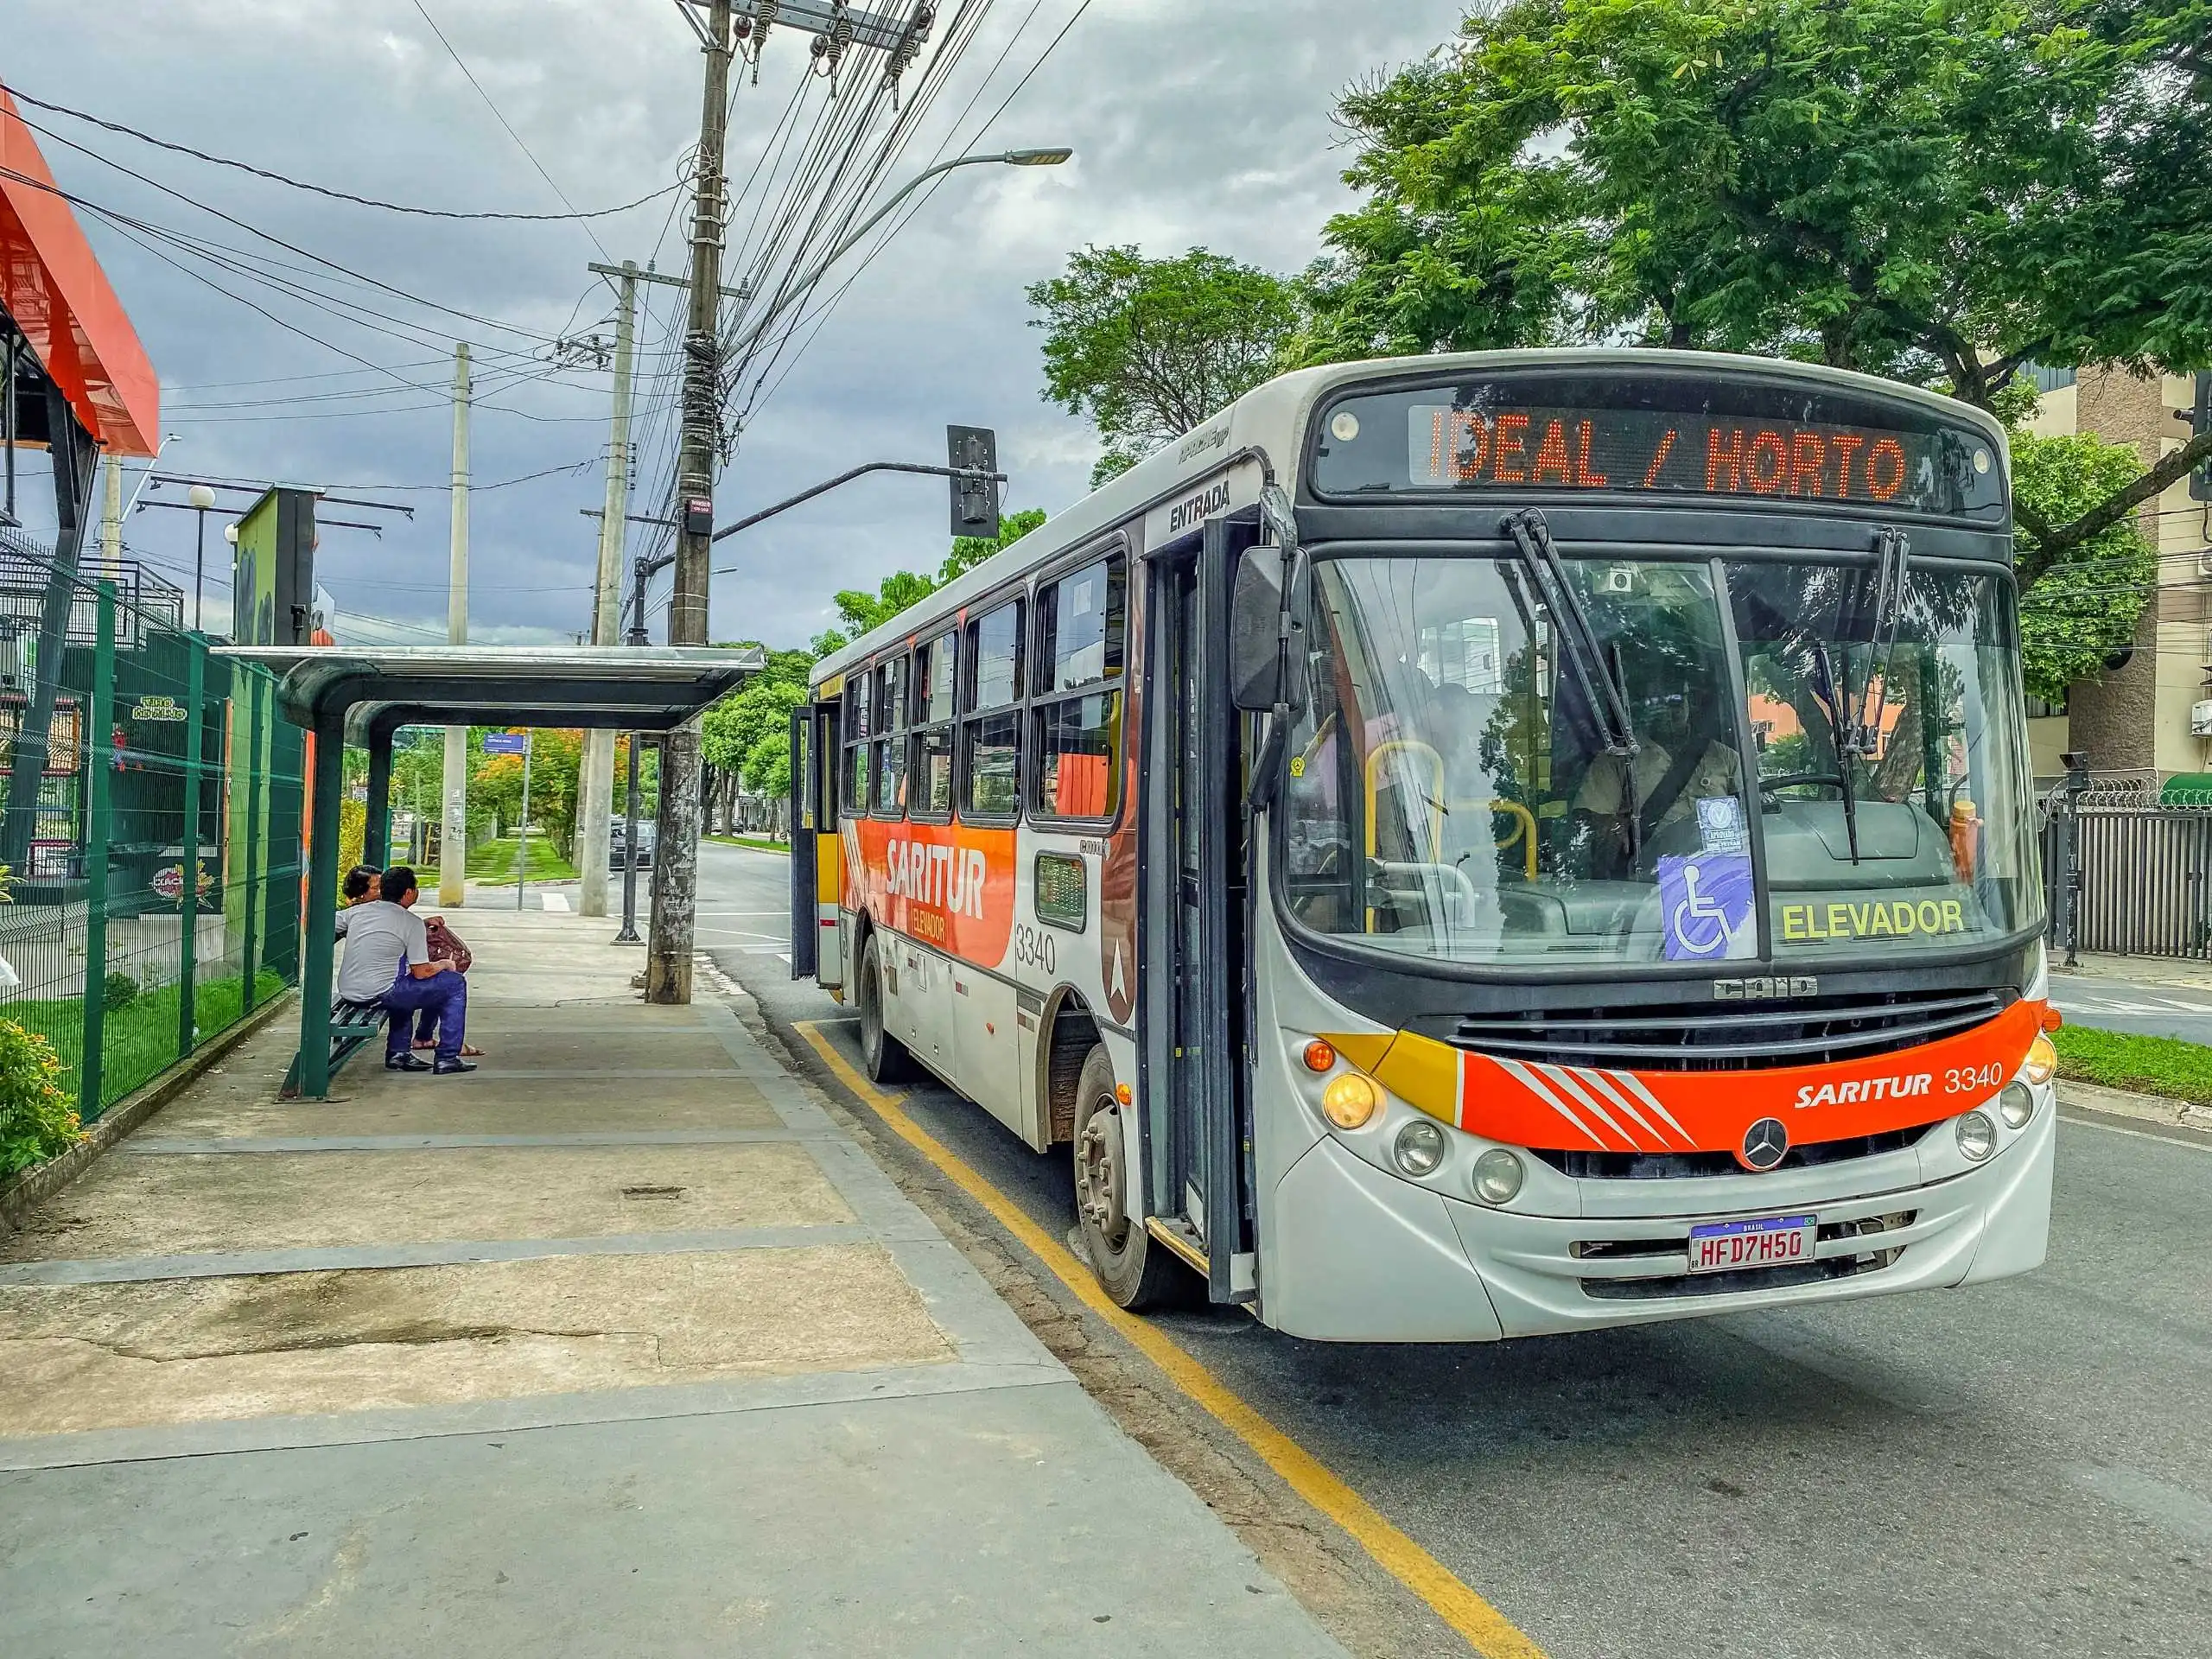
[733,147,1073,356]
[187,484,215,632]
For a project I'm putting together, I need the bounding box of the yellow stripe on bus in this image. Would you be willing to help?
[795,1020,1549,1659]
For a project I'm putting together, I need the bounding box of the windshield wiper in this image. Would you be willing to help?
[1847,527,1911,759]
[1503,510,1638,760]
[1810,638,1864,865]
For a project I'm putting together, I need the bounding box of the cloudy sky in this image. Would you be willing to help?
[9,0,1467,649]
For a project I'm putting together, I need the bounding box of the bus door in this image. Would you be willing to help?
[788,706,817,981]
[1142,514,1258,1303]
[793,701,844,991]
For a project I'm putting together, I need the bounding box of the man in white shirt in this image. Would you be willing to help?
[335,865,474,1074]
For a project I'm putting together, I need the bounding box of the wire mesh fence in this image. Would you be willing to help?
[0,553,302,1121]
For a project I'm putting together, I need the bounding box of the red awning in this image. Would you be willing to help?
[0,89,159,456]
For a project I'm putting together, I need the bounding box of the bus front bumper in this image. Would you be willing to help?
[1262,1102,2055,1343]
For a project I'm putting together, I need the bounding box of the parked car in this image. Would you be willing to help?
[610,818,658,869]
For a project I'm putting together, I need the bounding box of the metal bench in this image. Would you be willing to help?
[280,997,389,1097]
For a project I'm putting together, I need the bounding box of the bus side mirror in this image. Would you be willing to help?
[1230,544,1307,715]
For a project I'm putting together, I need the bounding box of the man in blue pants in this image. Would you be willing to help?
[333,865,475,1075]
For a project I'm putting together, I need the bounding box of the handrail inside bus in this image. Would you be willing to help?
[1362,743,1541,929]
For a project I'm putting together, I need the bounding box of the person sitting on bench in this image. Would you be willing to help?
[332,864,381,937]
[334,865,474,1075]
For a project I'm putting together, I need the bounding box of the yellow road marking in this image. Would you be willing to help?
[795,1020,1549,1659]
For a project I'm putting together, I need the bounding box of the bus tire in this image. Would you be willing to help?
[1072,1045,1185,1310]
[856,931,912,1084]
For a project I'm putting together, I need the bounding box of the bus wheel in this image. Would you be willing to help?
[1072,1046,1185,1310]
[856,933,911,1084]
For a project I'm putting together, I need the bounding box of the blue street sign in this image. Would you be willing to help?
[482,733,529,755]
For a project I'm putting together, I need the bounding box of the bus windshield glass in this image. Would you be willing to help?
[1281,554,2039,968]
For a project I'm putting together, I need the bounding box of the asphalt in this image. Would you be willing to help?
[700,841,2212,1659]
[2050,965,2212,1046]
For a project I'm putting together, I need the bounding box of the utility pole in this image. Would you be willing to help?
[439,342,471,908]
[647,0,734,1006]
[578,260,639,919]
[99,454,123,579]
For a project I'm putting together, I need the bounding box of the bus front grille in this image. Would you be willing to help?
[1531,1123,1932,1181]
[1450,988,2012,1072]
[1574,1211,1916,1300]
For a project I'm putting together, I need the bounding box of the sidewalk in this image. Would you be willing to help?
[2054,950,2212,995]
[0,909,1341,1656]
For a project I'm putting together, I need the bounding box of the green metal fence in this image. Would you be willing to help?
[0,551,304,1121]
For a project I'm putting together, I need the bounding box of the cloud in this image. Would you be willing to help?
[11,0,1465,649]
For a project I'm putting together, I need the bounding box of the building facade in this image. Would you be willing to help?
[2023,366,2212,788]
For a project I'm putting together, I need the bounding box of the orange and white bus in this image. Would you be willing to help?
[789,350,2060,1338]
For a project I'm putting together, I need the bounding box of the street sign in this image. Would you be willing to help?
[483,733,529,755]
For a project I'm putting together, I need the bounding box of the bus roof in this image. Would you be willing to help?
[810,348,2007,689]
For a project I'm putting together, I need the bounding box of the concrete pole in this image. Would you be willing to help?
[648,0,734,1007]
[578,263,639,918]
[439,342,472,908]
[99,454,123,578]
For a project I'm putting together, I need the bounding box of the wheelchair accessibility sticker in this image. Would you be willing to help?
[1658,852,1756,962]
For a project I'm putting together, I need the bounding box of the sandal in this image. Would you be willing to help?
[460,1044,485,1058]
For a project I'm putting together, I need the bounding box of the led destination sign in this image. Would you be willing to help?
[1311,373,2005,519]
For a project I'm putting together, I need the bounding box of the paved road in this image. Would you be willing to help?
[700,844,2212,1659]
[2050,969,2212,1046]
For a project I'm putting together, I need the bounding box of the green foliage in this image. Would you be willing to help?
[743,727,792,799]
[945,507,1049,582]
[466,834,578,886]
[704,680,806,785]
[0,1018,80,1179]
[1027,245,1300,479]
[2012,427,2158,702]
[2053,1025,2212,1108]
[103,971,139,1011]
[1308,0,2211,690]
[467,729,586,857]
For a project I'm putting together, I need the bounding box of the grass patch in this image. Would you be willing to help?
[3,969,289,1114]
[707,835,790,855]
[467,833,577,885]
[2051,1024,2212,1108]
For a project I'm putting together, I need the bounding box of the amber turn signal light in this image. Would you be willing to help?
[1302,1039,1338,1073]
[2038,1004,2063,1033]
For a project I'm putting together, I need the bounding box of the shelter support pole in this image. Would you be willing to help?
[297,713,346,1100]
[79,582,116,1121]
[178,634,204,1058]
[365,724,396,868]
[240,674,264,1015]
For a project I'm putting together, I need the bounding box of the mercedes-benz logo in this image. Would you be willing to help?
[1740,1117,1789,1172]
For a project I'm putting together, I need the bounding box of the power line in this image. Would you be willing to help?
[2,82,684,224]
[406,0,613,261]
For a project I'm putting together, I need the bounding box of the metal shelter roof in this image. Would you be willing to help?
[213,644,765,732]
[0,90,161,456]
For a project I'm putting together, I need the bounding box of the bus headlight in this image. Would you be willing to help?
[1998,1082,2036,1129]
[1472,1147,1524,1205]
[2022,1033,2058,1087]
[1393,1119,1446,1178]
[1321,1072,1380,1129]
[1957,1111,1997,1162]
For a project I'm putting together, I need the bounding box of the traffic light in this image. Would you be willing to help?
[948,425,1001,540]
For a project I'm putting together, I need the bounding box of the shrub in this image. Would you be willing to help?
[104,971,139,1010]
[0,1019,81,1179]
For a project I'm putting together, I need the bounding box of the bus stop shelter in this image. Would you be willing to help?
[215,644,762,1098]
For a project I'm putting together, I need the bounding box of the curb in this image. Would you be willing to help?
[0,989,298,1237]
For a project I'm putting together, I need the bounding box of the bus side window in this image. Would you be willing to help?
[842,675,870,818]
[1032,554,1127,822]
[962,599,1026,821]
[911,632,958,821]
[873,655,910,817]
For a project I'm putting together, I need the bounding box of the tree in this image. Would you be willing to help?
[1027,245,1302,484]
[1307,0,2212,582]
[2012,429,2160,702]
[944,507,1047,583]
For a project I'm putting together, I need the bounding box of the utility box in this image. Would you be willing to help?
[2190,698,2212,738]
[230,487,317,645]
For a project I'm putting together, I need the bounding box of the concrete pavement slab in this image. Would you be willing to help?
[0,1382,1345,1658]
[0,1247,952,1436]
[0,1144,851,1262]
[150,1077,785,1139]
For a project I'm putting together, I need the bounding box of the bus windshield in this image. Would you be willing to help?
[1281,553,2040,968]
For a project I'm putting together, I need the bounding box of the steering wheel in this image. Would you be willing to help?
[1759,771,1845,809]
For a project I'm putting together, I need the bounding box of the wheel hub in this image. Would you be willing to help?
[1076,1103,1128,1249]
